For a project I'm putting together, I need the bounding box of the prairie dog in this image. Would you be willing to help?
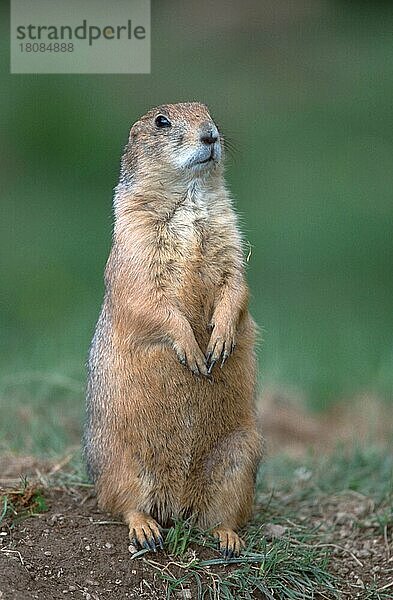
[84,102,261,557]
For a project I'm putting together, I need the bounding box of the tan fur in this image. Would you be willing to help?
[84,102,262,556]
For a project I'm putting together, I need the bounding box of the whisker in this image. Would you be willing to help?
[216,122,240,162]
[222,136,239,162]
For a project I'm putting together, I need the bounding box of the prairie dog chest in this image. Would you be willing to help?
[154,186,216,303]
[166,186,210,252]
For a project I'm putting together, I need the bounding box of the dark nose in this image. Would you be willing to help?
[200,131,218,145]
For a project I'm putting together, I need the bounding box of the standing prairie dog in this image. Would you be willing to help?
[84,102,262,558]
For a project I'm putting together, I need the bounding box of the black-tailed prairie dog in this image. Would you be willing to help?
[84,102,262,558]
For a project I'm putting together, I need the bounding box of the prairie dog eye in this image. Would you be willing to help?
[155,115,171,128]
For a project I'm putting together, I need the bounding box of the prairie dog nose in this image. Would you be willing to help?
[200,124,219,145]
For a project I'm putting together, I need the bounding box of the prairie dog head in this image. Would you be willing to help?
[121,102,223,185]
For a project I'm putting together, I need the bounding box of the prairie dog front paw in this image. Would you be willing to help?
[206,322,236,373]
[173,337,208,377]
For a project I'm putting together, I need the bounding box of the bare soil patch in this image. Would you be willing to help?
[1,486,174,599]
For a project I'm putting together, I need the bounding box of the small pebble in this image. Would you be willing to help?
[263,523,287,540]
[372,566,380,573]
[176,590,192,599]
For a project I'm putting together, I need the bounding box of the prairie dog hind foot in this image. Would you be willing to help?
[126,510,164,553]
[213,526,246,559]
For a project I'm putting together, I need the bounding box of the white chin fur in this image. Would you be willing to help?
[174,143,222,170]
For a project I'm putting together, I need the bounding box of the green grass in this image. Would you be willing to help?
[259,444,393,503]
[0,372,84,455]
[129,520,337,600]
[0,479,48,528]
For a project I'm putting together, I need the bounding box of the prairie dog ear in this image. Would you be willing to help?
[129,121,140,142]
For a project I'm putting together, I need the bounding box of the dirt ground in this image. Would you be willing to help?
[1,394,392,599]
[1,486,199,600]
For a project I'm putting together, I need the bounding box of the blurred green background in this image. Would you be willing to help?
[1,1,392,455]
